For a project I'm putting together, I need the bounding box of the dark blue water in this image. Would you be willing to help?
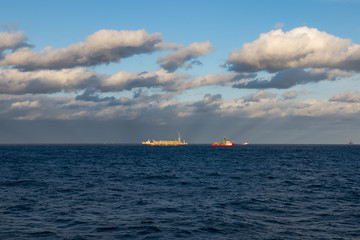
[1,145,359,239]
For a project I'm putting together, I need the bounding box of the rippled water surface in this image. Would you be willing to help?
[1,144,360,239]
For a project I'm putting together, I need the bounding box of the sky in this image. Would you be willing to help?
[1,0,360,144]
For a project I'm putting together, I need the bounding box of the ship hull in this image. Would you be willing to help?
[210,143,235,147]
[142,143,187,146]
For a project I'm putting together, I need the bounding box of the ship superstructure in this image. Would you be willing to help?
[142,132,188,146]
[210,136,235,147]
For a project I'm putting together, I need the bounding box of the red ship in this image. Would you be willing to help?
[210,136,235,147]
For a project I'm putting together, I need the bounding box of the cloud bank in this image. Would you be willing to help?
[2,90,360,123]
[1,26,360,140]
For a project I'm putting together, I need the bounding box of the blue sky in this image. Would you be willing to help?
[1,0,360,143]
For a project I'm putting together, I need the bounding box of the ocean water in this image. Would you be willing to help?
[0,144,359,240]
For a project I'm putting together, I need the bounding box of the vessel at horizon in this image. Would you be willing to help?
[210,136,235,147]
[142,132,188,146]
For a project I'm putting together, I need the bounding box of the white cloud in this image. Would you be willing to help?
[182,72,237,89]
[0,68,254,95]
[242,90,277,102]
[176,72,255,90]
[227,26,360,72]
[0,29,166,69]
[102,69,191,92]
[330,90,360,102]
[282,91,298,100]
[218,96,360,119]
[11,100,40,108]
[0,68,195,94]
[0,68,98,94]
[157,41,212,72]
[0,31,28,54]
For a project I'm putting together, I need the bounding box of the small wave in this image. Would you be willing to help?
[55,187,77,193]
[29,231,56,237]
[65,220,87,227]
[141,220,154,224]
[107,187,124,192]
[7,204,33,212]
[55,218,72,223]
[71,236,88,240]
[96,226,119,232]
[206,172,221,177]
[155,207,182,213]
[230,176,242,180]
[145,175,178,180]
[175,229,192,237]
[307,184,325,188]
[199,227,220,233]
[136,200,148,205]
[130,225,162,235]
[3,179,47,187]
[282,180,296,185]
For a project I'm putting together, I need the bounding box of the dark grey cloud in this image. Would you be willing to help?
[0,68,192,95]
[232,68,353,89]
[133,89,144,98]
[75,88,116,102]
[189,94,223,113]
[99,69,190,92]
[157,41,212,72]
[184,59,203,70]
[178,72,253,90]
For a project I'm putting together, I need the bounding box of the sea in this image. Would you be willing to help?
[0,144,359,240]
